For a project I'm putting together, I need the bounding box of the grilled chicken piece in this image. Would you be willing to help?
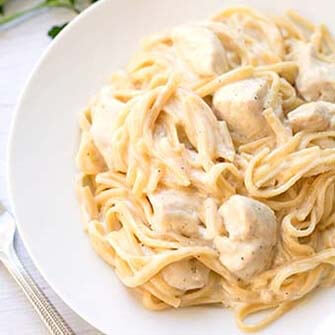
[291,41,335,102]
[148,188,204,238]
[287,101,335,132]
[214,195,278,281]
[213,78,272,143]
[172,24,228,77]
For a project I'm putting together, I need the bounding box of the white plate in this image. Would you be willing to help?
[7,0,335,334]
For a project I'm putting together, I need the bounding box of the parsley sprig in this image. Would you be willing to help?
[0,0,8,15]
[0,0,98,38]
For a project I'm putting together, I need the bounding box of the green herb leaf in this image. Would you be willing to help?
[48,22,68,39]
[0,0,94,28]
[0,0,78,26]
[0,0,6,15]
[44,0,78,12]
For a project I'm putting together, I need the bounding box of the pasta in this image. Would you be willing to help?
[76,6,335,332]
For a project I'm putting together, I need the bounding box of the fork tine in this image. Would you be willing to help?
[0,208,16,253]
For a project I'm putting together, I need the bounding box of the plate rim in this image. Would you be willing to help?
[6,0,112,333]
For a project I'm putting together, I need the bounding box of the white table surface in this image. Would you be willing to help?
[0,1,100,334]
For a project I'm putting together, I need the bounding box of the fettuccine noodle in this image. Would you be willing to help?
[76,6,335,332]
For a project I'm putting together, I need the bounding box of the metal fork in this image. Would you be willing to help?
[0,207,75,335]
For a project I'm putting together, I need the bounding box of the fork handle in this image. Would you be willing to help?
[1,245,75,335]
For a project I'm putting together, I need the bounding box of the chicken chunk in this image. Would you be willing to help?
[172,25,228,77]
[213,78,272,143]
[148,188,203,237]
[291,41,335,102]
[90,87,125,169]
[287,101,335,132]
[161,258,210,291]
[214,195,278,281]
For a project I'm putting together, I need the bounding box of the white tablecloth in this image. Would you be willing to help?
[0,1,100,334]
